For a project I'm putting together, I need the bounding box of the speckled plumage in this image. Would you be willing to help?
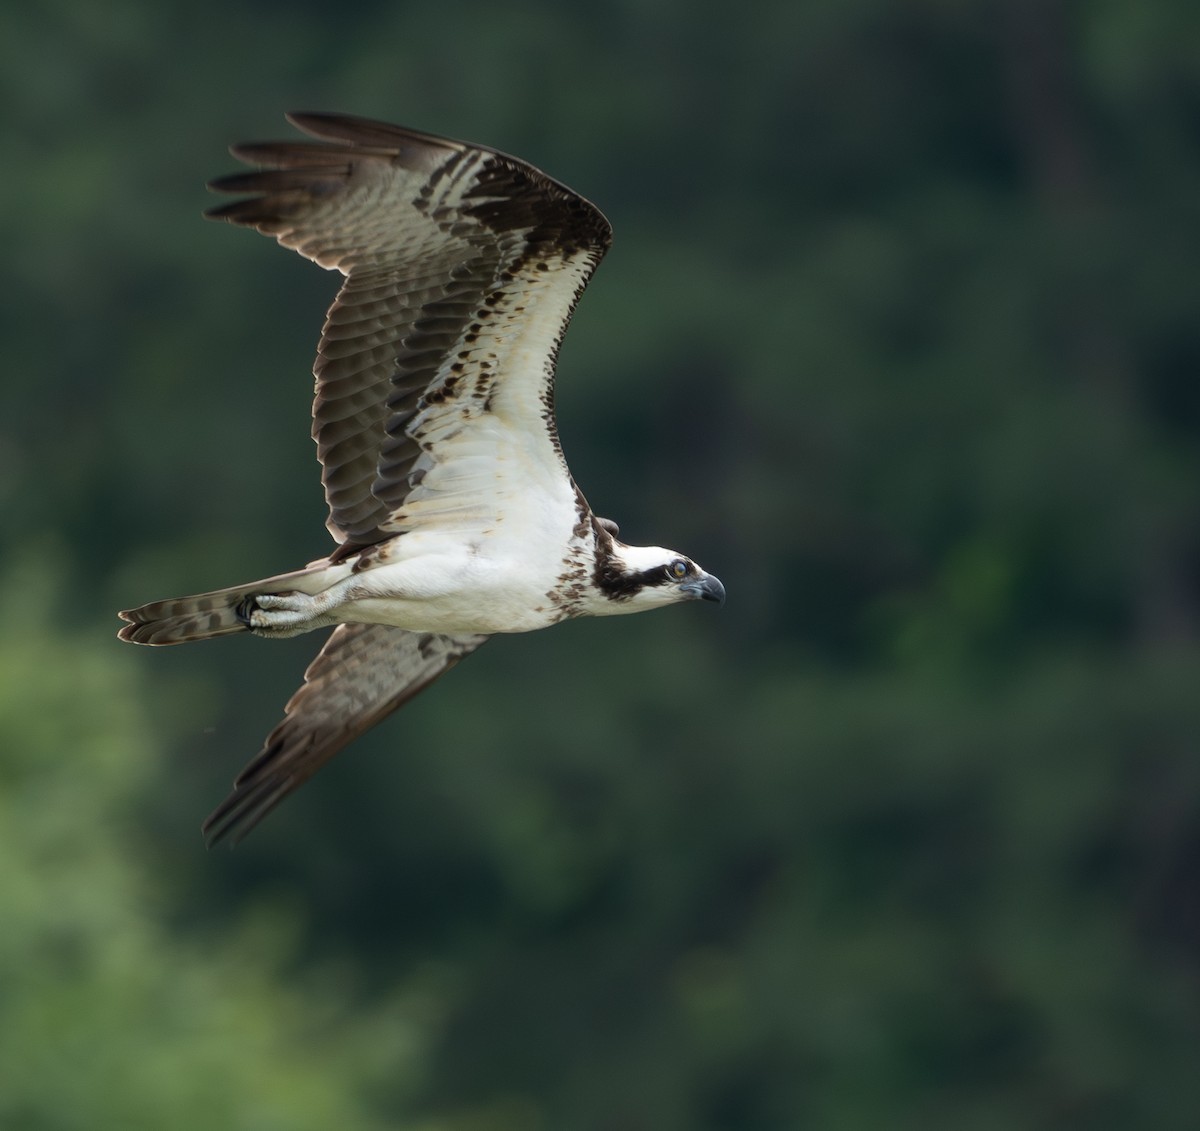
[118,113,723,845]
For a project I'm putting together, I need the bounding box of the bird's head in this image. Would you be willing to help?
[592,537,725,614]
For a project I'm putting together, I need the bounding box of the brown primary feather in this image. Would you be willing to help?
[201,624,488,846]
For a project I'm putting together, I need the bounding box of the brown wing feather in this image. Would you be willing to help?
[202,623,488,846]
[206,112,612,549]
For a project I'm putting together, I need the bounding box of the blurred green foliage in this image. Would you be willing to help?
[4,0,1200,1127]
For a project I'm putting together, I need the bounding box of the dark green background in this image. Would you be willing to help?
[5,1,1200,1127]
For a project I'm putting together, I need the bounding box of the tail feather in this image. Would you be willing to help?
[118,565,335,646]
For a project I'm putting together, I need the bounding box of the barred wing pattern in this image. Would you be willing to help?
[206,112,613,549]
[202,625,487,846]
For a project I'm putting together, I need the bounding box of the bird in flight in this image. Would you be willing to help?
[119,112,725,846]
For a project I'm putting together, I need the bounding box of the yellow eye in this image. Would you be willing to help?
[669,558,689,580]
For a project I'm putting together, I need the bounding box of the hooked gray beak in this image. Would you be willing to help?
[680,572,726,606]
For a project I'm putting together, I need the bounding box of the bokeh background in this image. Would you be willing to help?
[5,1,1200,1127]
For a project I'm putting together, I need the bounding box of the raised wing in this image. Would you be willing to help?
[202,623,488,846]
[206,112,612,551]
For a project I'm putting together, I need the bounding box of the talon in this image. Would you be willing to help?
[235,595,259,627]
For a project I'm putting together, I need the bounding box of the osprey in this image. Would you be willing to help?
[119,113,724,846]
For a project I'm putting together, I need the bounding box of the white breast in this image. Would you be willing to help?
[331,479,586,635]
